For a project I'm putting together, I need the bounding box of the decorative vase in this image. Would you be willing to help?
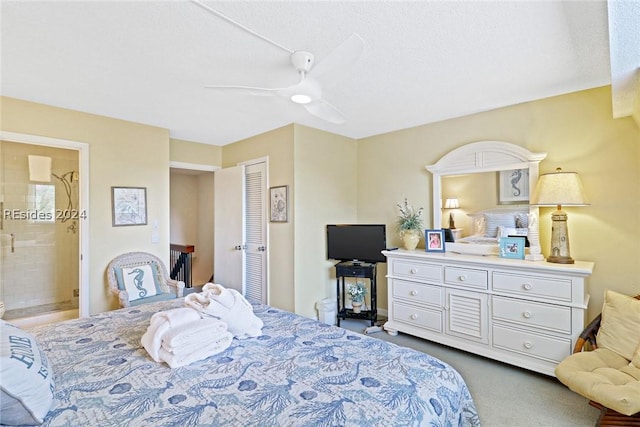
[401,229,421,251]
[352,301,362,313]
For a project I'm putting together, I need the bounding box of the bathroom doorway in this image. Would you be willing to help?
[1,134,88,326]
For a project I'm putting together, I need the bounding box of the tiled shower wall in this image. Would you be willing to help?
[1,141,79,310]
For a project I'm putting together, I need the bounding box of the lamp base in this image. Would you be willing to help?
[546,255,575,264]
[525,253,545,261]
[547,209,574,264]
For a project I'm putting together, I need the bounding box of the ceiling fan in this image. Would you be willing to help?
[190,0,365,124]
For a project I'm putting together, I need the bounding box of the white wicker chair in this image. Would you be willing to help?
[107,252,185,308]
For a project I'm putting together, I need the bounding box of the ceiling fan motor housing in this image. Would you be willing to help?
[291,51,315,73]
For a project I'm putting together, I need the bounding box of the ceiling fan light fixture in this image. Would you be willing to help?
[291,93,312,104]
[288,78,321,104]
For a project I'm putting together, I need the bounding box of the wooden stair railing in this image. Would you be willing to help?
[170,244,194,288]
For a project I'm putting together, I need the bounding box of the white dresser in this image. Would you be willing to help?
[383,249,594,376]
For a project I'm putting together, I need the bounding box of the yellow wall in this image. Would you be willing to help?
[3,85,638,323]
[358,86,640,320]
[222,125,296,311]
[170,138,221,166]
[1,96,171,315]
[293,125,358,318]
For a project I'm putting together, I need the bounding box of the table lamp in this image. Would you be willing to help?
[530,168,589,264]
[444,197,460,229]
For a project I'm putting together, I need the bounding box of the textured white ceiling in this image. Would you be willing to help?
[0,1,629,146]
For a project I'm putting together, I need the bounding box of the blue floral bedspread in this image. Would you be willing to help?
[30,300,480,426]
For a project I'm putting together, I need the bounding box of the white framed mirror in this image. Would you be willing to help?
[426,141,547,259]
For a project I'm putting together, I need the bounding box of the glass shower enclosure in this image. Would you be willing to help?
[0,139,80,322]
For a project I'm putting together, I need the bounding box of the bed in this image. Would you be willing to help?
[4,299,480,426]
[446,207,530,256]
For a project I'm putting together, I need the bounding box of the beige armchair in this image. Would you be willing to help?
[555,291,640,426]
[107,252,185,308]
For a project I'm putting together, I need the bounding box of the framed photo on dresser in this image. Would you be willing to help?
[425,229,445,253]
[499,236,526,259]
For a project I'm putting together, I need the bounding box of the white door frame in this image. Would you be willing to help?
[0,131,90,317]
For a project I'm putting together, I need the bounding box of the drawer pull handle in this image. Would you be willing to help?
[410,314,418,320]
[459,275,467,282]
[523,311,532,319]
[523,341,533,349]
[523,283,532,290]
[410,268,418,274]
[410,290,418,296]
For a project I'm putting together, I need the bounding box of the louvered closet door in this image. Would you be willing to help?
[243,162,267,303]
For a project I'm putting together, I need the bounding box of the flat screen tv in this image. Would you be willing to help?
[326,224,387,264]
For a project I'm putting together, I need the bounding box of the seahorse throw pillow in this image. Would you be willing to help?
[119,264,158,301]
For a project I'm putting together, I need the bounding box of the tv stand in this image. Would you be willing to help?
[335,261,377,327]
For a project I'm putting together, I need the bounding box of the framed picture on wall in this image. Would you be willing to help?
[270,185,288,222]
[112,186,147,226]
[425,229,446,253]
[498,168,529,204]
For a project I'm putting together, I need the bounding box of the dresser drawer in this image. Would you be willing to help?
[392,280,442,306]
[392,301,442,332]
[392,261,442,282]
[493,325,571,363]
[492,296,571,334]
[493,272,572,302]
[444,266,488,289]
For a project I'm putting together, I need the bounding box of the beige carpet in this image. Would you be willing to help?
[340,318,600,427]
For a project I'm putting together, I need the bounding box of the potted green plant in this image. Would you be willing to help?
[346,282,367,313]
[396,198,424,250]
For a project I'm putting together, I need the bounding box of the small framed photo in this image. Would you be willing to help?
[499,236,526,259]
[112,186,147,226]
[425,229,446,253]
[269,185,288,222]
[498,168,529,204]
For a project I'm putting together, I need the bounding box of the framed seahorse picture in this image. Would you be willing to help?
[498,168,529,204]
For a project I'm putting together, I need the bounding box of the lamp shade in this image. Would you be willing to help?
[444,198,460,209]
[530,168,589,207]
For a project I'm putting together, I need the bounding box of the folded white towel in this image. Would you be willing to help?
[185,284,263,339]
[159,331,233,369]
[141,307,201,362]
[161,318,228,355]
[161,339,201,357]
[150,307,201,328]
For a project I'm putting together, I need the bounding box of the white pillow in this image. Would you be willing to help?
[471,215,485,235]
[0,320,54,425]
[483,213,516,238]
[120,264,158,301]
[514,212,529,229]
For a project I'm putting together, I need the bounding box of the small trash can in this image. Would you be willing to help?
[316,298,337,325]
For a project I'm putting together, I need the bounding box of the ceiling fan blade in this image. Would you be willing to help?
[309,33,365,88]
[204,85,284,96]
[304,100,346,124]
